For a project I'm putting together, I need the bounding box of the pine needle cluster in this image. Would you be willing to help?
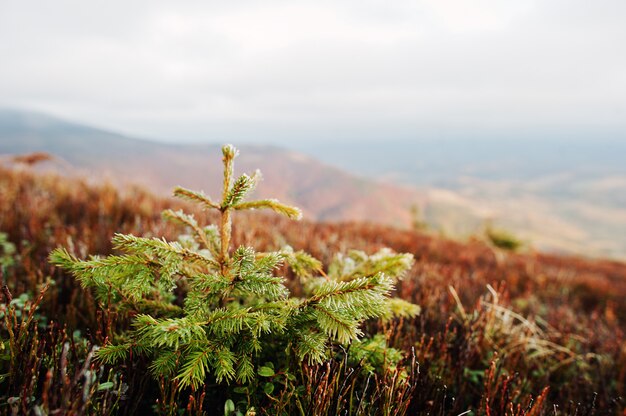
[49,144,419,392]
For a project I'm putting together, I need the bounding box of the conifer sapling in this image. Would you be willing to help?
[50,144,419,391]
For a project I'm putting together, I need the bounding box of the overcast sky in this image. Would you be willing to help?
[1,0,625,143]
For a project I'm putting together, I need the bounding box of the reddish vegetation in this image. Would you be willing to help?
[4,146,424,227]
[1,164,625,414]
[10,152,54,166]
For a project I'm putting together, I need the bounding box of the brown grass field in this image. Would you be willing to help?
[1,164,625,415]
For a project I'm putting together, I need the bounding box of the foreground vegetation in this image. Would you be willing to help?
[0,150,625,415]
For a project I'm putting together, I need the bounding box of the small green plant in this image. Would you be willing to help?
[409,204,428,232]
[484,223,523,251]
[50,145,419,398]
[0,232,15,277]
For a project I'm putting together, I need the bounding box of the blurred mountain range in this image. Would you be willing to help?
[0,109,428,227]
[1,108,625,260]
[294,137,626,258]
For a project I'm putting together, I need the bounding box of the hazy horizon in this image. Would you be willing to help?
[3,107,625,183]
[1,106,624,147]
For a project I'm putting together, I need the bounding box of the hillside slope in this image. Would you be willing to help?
[297,139,626,259]
[0,109,431,227]
[2,108,626,260]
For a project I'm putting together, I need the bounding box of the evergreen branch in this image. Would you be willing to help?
[221,144,238,203]
[95,343,131,365]
[188,272,230,294]
[229,248,288,300]
[50,248,159,300]
[254,251,284,274]
[133,315,207,349]
[199,308,251,336]
[245,310,287,337]
[301,274,395,345]
[149,349,180,377]
[162,209,213,250]
[232,274,288,301]
[329,249,414,281]
[49,247,79,271]
[235,354,255,383]
[173,186,219,210]
[232,199,302,220]
[231,246,257,276]
[162,208,199,229]
[222,171,260,208]
[112,234,219,269]
[202,225,221,258]
[349,334,404,374]
[50,248,148,283]
[279,247,322,278]
[252,298,300,314]
[313,305,360,344]
[176,343,236,389]
[184,291,217,315]
[176,348,213,390]
[294,330,328,364]
[381,298,421,321]
[222,143,239,159]
[310,273,394,307]
[213,347,236,382]
[183,272,232,314]
[132,298,183,316]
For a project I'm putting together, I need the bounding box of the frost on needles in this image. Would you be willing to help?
[49,144,420,391]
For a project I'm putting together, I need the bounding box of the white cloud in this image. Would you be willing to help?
[421,0,535,32]
[0,0,624,142]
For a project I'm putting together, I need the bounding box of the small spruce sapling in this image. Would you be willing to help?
[50,144,419,391]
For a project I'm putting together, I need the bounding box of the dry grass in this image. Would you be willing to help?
[0,165,625,414]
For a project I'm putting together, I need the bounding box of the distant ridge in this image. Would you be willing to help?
[0,109,427,227]
[3,108,626,260]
